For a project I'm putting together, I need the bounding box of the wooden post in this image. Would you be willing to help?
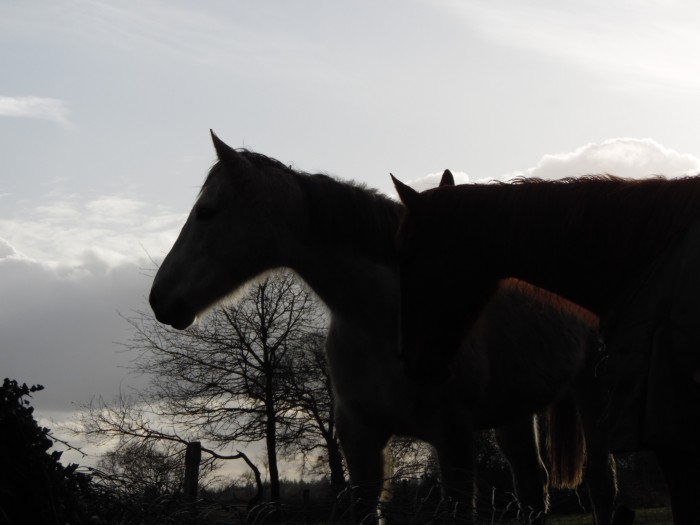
[184,441,202,498]
[183,441,202,500]
[302,488,310,525]
[184,440,202,524]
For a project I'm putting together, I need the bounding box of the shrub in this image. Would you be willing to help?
[0,378,90,524]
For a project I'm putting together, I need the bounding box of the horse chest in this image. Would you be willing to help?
[325,318,412,416]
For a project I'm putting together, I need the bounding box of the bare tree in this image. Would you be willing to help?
[281,330,346,493]
[95,438,188,496]
[84,270,339,503]
[77,392,263,502]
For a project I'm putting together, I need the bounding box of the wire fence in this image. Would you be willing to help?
[83,464,674,525]
[79,437,673,525]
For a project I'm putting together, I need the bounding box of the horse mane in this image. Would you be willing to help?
[508,174,627,185]
[434,173,700,263]
[200,149,295,196]
[416,173,700,311]
[206,149,403,263]
[239,149,293,173]
[297,173,402,263]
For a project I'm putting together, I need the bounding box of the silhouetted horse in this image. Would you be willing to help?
[393,173,700,524]
[149,133,617,523]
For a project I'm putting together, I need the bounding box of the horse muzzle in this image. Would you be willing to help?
[149,287,196,330]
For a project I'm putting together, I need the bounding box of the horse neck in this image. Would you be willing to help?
[289,174,402,324]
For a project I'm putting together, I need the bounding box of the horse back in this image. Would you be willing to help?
[455,279,599,427]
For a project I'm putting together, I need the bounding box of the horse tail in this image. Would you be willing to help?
[546,392,586,489]
[380,443,395,505]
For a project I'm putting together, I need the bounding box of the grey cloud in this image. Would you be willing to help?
[0,255,152,414]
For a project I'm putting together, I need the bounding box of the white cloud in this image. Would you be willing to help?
[513,138,700,180]
[0,195,185,271]
[0,237,17,259]
[0,237,33,262]
[0,96,70,126]
[0,194,186,420]
[440,0,700,91]
[401,138,700,193]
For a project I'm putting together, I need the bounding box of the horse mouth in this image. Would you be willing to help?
[153,306,195,330]
[168,314,196,330]
[150,290,196,330]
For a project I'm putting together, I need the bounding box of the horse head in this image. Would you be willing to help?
[392,174,495,383]
[149,132,304,329]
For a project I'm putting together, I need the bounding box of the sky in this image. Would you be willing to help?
[3,0,700,476]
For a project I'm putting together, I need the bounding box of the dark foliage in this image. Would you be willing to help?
[0,376,669,524]
[0,378,91,525]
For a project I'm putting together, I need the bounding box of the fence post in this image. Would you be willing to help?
[302,488,310,524]
[184,441,202,523]
[184,441,202,498]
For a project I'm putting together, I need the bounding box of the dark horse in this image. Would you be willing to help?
[149,133,618,523]
[393,173,700,524]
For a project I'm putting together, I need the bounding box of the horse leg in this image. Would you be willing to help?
[434,421,476,523]
[574,378,618,525]
[654,442,700,525]
[578,412,618,525]
[495,416,548,524]
[335,408,391,524]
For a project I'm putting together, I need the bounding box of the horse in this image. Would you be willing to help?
[149,132,617,523]
[392,173,700,524]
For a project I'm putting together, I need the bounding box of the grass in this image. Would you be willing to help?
[548,507,673,525]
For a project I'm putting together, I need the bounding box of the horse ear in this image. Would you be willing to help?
[210,130,241,165]
[439,169,455,187]
[391,174,421,211]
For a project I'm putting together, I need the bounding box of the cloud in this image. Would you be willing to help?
[0,237,32,262]
[440,0,700,91]
[0,1,246,67]
[0,96,70,126]
[402,138,700,193]
[0,194,192,475]
[0,195,185,271]
[0,254,151,412]
[514,138,700,180]
[0,237,18,259]
[0,191,190,411]
[0,194,185,423]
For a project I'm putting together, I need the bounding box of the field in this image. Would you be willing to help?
[548,507,672,525]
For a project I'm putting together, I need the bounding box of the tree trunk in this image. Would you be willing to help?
[327,434,346,495]
[266,381,281,503]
